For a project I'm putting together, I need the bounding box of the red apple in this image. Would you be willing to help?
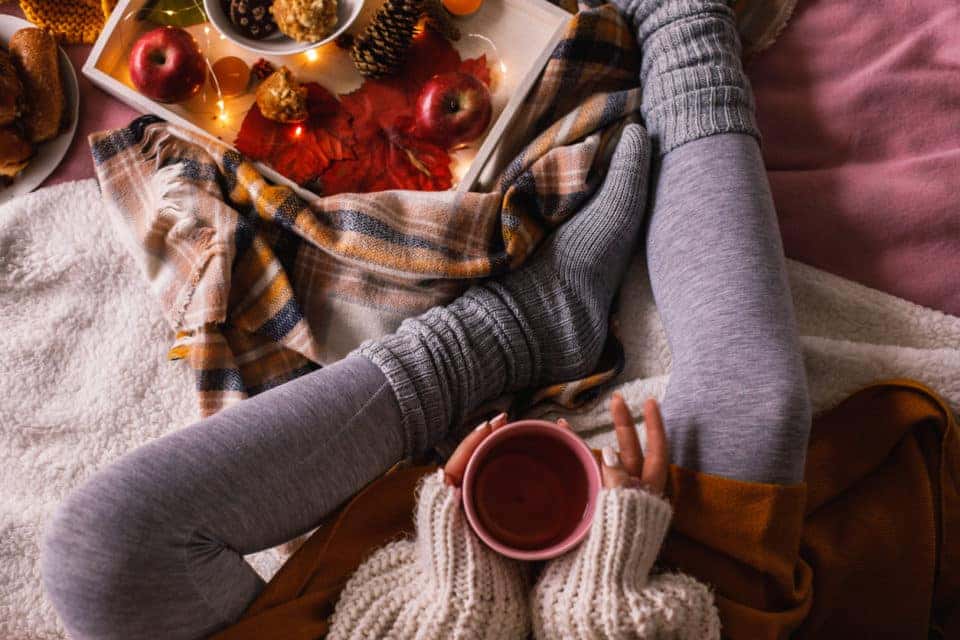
[129,27,206,104]
[415,72,492,148]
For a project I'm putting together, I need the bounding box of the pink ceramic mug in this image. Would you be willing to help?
[461,419,602,561]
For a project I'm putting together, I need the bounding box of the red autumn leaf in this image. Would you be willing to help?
[235,83,352,185]
[338,77,412,142]
[234,29,491,196]
[305,82,340,118]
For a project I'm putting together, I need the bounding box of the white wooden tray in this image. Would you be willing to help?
[83,0,570,196]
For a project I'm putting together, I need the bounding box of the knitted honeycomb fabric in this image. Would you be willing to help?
[327,470,531,640]
[531,489,721,639]
[17,0,115,44]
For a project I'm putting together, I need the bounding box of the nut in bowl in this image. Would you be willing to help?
[204,0,365,55]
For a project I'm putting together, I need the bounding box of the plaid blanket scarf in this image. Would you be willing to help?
[91,1,643,418]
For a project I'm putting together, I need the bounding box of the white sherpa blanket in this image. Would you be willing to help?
[0,180,274,640]
[2,179,959,639]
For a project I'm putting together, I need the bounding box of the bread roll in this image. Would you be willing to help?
[9,28,64,143]
[0,47,23,127]
[0,126,33,182]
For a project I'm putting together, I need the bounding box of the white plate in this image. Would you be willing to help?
[0,15,80,207]
[204,0,365,56]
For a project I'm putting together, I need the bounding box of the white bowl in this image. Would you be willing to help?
[204,0,364,56]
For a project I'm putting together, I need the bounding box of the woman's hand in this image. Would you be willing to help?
[443,412,509,486]
[443,393,668,495]
[601,393,669,494]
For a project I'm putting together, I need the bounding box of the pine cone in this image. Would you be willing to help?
[351,0,424,78]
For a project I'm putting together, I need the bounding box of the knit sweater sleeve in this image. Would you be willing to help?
[328,470,530,640]
[531,489,721,639]
[613,0,759,154]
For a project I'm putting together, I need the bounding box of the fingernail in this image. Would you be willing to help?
[602,446,620,468]
[490,412,508,428]
[557,418,569,428]
[474,420,490,432]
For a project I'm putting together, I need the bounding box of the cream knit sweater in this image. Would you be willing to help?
[328,471,720,639]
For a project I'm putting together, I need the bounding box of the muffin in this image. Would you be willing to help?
[272,0,338,43]
[255,66,308,123]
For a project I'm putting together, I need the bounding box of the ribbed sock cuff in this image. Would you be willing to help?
[354,286,535,458]
[619,0,760,154]
[644,81,758,154]
[356,333,438,459]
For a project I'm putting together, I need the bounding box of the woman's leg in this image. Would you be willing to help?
[648,134,811,483]
[614,0,812,483]
[41,356,405,640]
[42,127,652,640]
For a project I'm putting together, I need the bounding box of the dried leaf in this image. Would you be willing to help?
[235,30,490,195]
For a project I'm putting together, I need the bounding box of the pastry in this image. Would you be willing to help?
[0,125,33,184]
[0,47,24,127]
[272,0,338,43]
[229,0,278,40]
[9,28,64,143]
[255,66,308,123]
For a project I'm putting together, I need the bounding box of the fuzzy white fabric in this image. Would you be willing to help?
[2,179,959,638]
[0,180,282,640]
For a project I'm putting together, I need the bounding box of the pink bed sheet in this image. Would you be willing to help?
[747,0,960,316]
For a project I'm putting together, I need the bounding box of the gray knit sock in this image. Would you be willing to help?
[613,0,759,154]
[356,124,650,457]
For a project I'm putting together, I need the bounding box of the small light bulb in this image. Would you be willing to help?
[216,99,225,111]
[165,9,174,16]
[219,112,229,123]
[305,49,319,62]
[293,125,304,137]
[204,26,211,35]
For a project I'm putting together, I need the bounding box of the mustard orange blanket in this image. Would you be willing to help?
[209,380,959,639]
